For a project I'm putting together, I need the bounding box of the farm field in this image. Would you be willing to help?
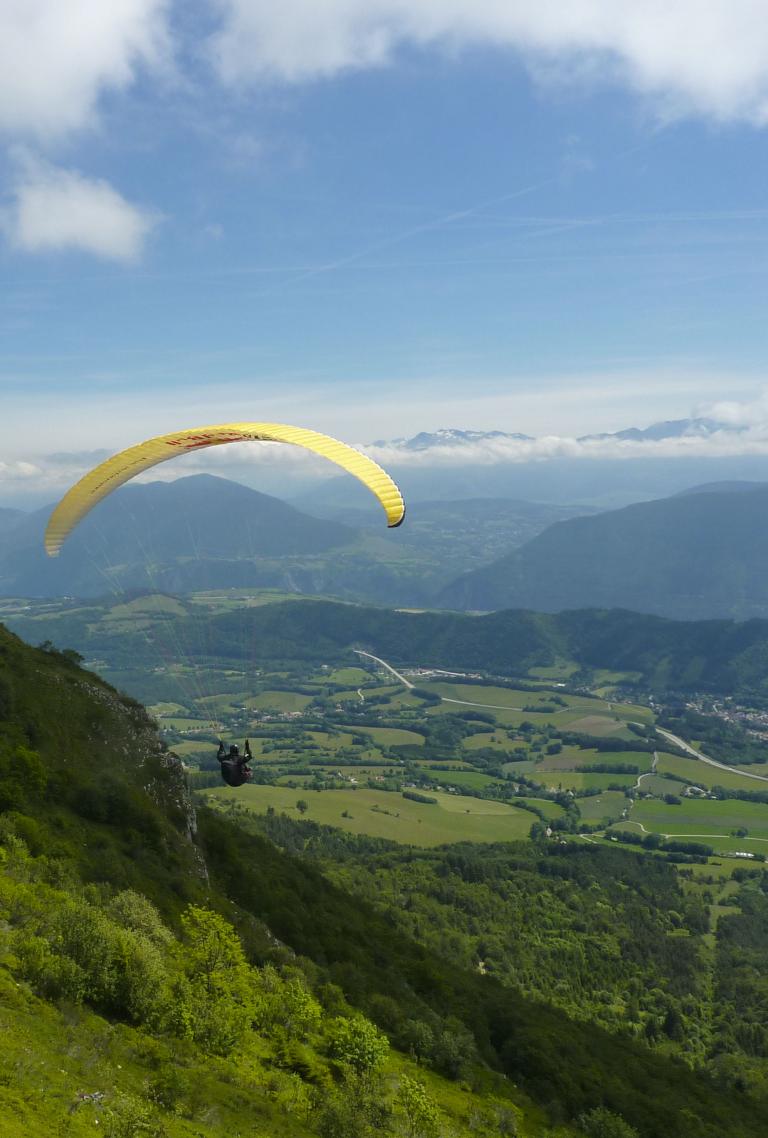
[463,731,518,752]
[420,682,534,707]
[155,715,210,731]
[630,798,768,840]
[339,725,425,746]
[425,769,502,790]
[326,667,372,685]
[640,774,687,797]
[246,691,314,712]
[576,791,628,825]
[655,752,768,790]
[535,748,654,773]
[540,770,638,791]
[558,714,636,737]
[610,824,768,857]
[200,784,539,846]
[527,661,579,680]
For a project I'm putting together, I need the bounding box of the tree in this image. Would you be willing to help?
[296,799,309,815]
[576,1106,639,1138]
[180,905,247,993]
[327,1015,389,1075]
[396,1075,441,1138]
[179,906,254,1055]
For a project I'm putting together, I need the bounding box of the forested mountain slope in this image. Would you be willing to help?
[11,595,768,700]
[174,600,768,700]
[1,625,766,1136]
[439,484,768,620]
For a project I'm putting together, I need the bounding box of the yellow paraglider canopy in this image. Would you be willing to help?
[45,422,405,556]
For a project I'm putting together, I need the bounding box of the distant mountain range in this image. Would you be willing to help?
[371,417,737,453]
[439,481,768,620]
[372,428,533,448]
[580,417,734,443]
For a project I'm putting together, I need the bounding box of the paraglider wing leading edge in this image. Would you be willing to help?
[44,422,406,556]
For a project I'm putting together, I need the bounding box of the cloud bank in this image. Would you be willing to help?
[8,413,768,503]
[210,0,768,124]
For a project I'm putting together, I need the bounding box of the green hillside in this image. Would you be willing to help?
[439,484,768,620]
[1,624,766,1136]
[14,590,768,703]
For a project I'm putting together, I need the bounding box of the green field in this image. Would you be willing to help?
[148,701,187,716]
[610,824,768,858]
[527,661,579,680]
[305,729,355,749]
[536,748,654,773]
[463,731,519,752]
[576,791,629,825]
[108,595,188,618]
[156,716,211,731]
[592,669,642,685]
[556,713,634,736]
[247,691,314,712]
[326,667,372,685]
[641,774,688,797]
[540,770,638,791]
[340,724,425,746]
[655,752,768,791]
[200,784,538,846]
[630,798,768,840]
[427,769,502,791]
[424,682,531,707]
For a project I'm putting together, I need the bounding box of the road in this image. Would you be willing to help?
[354,650,414,689]
[357,650,768,790]
[355,650,527,710]
[633,751,658,791]
[657,727,768,785]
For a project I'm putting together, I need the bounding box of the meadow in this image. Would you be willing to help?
[655,752,768,790]
[201,784,548,845]
[629,797,768,840]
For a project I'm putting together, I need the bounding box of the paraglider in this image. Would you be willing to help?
[44,421,406,787]
[44,421,406,556]
[217,740,253,787]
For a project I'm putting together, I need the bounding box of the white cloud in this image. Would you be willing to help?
[5,154,156,262]
[209,0,768,123]
[0,460,42,481]
[0,0,170,140]
[698,392,768,428]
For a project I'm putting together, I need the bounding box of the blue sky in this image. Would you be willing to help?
[3,1,768,499]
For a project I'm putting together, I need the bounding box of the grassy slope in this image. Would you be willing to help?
[1,624,767,1137]
[202,784,538,845]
